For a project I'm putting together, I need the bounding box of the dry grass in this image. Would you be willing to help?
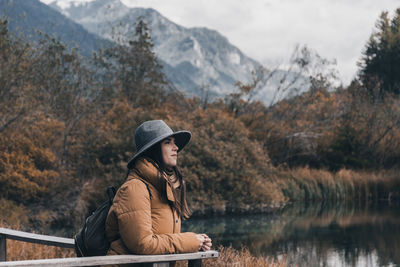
[5,240,75,261]
[0,221,75,261]
[177,246,286,267]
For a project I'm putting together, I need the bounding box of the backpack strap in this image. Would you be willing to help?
[107,186,116,205]
[134,178,152,200]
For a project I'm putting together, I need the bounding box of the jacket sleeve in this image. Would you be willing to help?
[114,180,199,255]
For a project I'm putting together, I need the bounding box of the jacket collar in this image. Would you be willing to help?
[128,158,175,202]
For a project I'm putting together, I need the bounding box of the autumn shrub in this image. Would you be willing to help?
[322,124,371,170]
[0,132,58,203]
[244,79,400,171]
[0,199,28,226]
[340,87,400,169]
[248,87,341,169]
[169,107,286,214]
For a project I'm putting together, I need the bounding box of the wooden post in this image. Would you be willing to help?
[0,234,5,262]
[188,259,202,267]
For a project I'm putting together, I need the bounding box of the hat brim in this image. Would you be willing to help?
[127,130,191,169]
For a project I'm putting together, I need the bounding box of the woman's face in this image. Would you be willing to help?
[161,137,178,168]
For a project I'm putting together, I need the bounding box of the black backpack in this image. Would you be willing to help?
[74,186,116,257]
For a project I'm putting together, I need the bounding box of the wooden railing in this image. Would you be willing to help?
[0,228,219,267]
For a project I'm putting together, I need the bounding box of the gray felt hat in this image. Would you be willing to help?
[127,120,191,169]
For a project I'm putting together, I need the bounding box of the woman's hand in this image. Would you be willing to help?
[196,234,212,251]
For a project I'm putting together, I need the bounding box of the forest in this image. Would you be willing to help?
[1,9,400,237]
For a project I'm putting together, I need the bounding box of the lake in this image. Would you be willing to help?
[182,201,400,267]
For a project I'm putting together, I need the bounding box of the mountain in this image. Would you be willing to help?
[0,0,111,57]
[48,0,261,98]
[1,0,307,103]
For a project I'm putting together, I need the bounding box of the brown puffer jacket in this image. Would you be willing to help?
[105,158,199,258]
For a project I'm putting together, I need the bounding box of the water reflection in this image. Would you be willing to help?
[183,201,400,267]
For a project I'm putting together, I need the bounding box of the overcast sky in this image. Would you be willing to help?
[41,0,400,85]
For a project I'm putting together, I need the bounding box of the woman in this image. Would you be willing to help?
[105,120,212,259]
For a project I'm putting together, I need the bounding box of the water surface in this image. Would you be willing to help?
[183,201,400,267]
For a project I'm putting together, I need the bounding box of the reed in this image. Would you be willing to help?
[278,167,400,203]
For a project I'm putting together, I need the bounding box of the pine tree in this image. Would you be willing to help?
[358,9,400,97]
[99,18,168,106]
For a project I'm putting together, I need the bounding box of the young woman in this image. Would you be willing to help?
[105,120,212,259]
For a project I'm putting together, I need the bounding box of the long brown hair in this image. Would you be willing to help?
[131,141,192,219]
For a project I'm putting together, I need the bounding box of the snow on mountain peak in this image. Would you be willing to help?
[229,52,241,65]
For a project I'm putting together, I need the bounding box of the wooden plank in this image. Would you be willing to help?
[0,228,74,248]
[0,251,219,267]
[0,234,5,262]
